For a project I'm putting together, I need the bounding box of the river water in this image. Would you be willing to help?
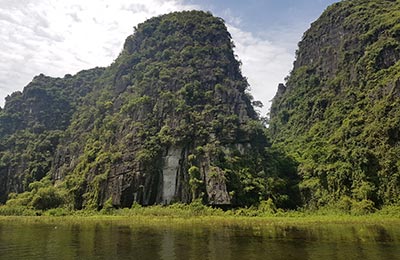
[0,219,399,259]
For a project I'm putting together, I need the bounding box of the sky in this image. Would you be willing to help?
[0,0,338,114]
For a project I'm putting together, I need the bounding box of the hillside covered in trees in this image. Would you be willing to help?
[270,0,400,210]
[0,11,297,211]
[1,0,400,214]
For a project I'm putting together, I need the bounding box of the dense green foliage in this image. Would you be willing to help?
[0,69,104,202]
[270,0,400,209]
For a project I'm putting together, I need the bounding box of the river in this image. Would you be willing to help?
[0,219,399,259]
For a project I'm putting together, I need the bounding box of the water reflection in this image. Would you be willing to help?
[0,221,399,259]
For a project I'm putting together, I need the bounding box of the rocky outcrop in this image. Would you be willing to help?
[205,166,231,205]
[161,146,182,204]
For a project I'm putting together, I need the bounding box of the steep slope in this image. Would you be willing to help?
[1,11,298,210]
[270,0,400,208]
[0,68,105,202]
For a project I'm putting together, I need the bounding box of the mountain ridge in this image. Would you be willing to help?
[0,11,297,210]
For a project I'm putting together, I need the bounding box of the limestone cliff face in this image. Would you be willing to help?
[161,146,182,204]
[55,11,261,209]
[270,0,400,207]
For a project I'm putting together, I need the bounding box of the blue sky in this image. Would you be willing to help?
[188,0,337,32]
[0,0,338,114]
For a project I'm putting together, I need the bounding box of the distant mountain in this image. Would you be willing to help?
[270,0,400,209]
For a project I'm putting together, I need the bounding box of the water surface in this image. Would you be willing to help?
[0,219,399,259]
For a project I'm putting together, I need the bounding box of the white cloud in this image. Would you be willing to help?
[0,0,197,107]
[221,8,242,27]
[229,26,296,115]
[0,0,298,116]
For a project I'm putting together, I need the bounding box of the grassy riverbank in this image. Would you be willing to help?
[0,201,399,227]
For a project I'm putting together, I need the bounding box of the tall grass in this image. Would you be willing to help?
[0,201,399,226]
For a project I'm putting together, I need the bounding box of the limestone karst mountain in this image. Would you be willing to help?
[0,11,297,210]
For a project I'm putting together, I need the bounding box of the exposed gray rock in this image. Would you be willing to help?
[161,146,182,204]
